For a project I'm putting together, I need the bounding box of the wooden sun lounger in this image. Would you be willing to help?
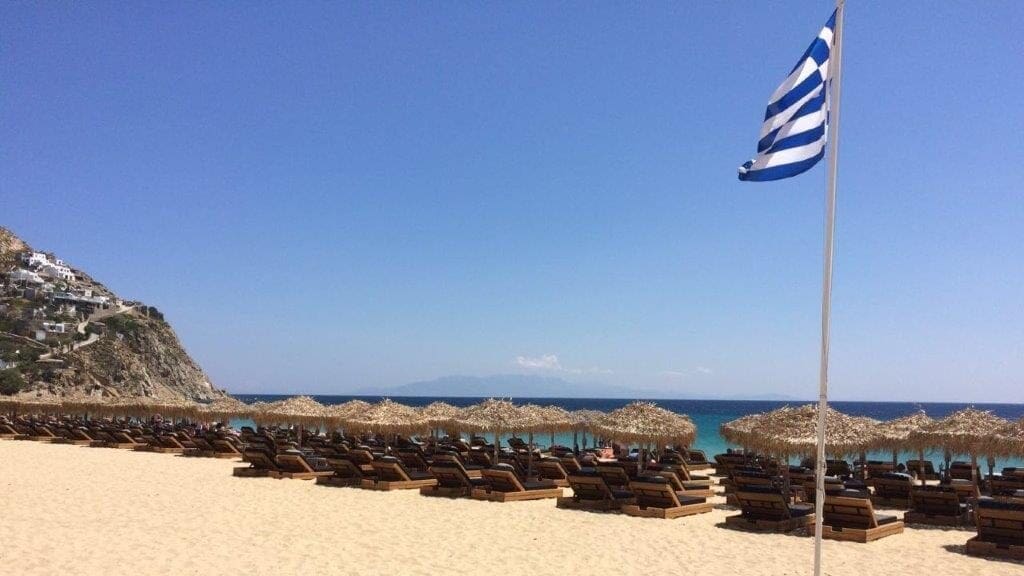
[557,470,636,511]
[950,461,980,481]
[317,456,371,487]
[989,475,1024,497]
[276,453,334,480]
[211,439,242,458]
[362,457,437,490]
[726,486,815,532]
[965,498,1024,560]
[649,468,714,498]
[819,495,905,542]
[421,462,488,497]
[430,453,483,479]
[685,449,713,471]
[0,423,21,439]
[904,485,969,526]
[536,459,570,487]
[906,460,939,481]
[27,425,60,442]
[870,473,914,508]
[233,449,281,478]
[471,468,563,502]
[621,477,713,519]
[864,461,895,478]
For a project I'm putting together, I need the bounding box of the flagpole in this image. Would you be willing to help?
[813,2,845,576]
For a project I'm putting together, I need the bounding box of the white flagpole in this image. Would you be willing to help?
[813,2,845,576]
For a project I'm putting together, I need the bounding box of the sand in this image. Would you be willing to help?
[1,440,1020,576]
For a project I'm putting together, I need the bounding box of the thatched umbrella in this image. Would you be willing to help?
[324,399,373,432]
[538,405,574,446]
[456,399,531,463]
[721,404,879,458]
[570,409,604,449]
[260,396,327,426]
[3,395,62,416]
[595,402,696,471]
[908,408,1010,479]
[61,395,110,419]
[197,396,252,424]
[419,401,463,437]
[348,399,430,448]
[870,410,934,482]
[259,396,328,446]
[993,418,1024,458]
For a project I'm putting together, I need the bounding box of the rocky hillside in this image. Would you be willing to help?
[0,227,226,401]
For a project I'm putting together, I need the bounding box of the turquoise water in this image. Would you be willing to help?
[230,396,1024,469]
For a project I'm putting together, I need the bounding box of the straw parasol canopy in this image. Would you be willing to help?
[908,407,1010,456]
[348,399,430,435]
[456,398,531,434]
[594,401,696,447]
[197,396,252,422]
[992,418,1024,457]
[870,410,934,451]
[570,409,605,431]
[0,395,63,415]
[419,401,463,429]
[258,395,328,426]
[720,404,879,457]
[323,399,373,429]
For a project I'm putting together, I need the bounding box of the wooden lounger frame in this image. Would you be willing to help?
[726,490,815,532]
[903,488,969,527]
[557,474,635,511]
[420,464,483,498]
[275,453,335,480]
[819,496,905,543]
[233,451,281,478]
[471,469,563,502]
[621,480,713,519]
[361,461,437,490]
[965,502,1024,560]
[869,476,913,508]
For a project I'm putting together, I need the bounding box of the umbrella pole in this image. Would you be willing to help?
[891,449,898,470]
[528,432,534,478]
[494,431,500,465]
[918,449,926,486]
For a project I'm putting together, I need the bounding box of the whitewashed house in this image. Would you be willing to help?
[39,262,75,282]
[9,269,44,284]
[21,252,50,267]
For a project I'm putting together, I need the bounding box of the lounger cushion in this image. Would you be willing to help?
[522,480,557,491]
[676,494,706,505]
[878,472,913,480]
[790,504,814,517]
[611,489,634,500]
[977,498,1024,511]
[875,514,900,525]
[493,463,517,473]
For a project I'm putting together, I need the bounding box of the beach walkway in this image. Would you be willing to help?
[2,441,1019,575]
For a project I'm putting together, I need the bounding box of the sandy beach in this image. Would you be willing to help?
[1,440,1019,576]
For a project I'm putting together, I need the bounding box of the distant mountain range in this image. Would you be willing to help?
[357,373,801,401]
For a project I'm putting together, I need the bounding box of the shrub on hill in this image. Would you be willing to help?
[0,368,25,396]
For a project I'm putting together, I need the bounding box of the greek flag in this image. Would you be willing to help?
[738,10,836,181]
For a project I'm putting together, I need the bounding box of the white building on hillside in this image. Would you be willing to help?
[21,252,50,267]
[39,262,75,282]
[9,269,44,284]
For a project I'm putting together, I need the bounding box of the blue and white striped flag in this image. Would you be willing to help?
[738,10,837,182]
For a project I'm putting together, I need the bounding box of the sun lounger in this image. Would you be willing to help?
[904,485,969,526]
[317,455,373,487]
[950,461,980,481]
[596,464,634,490]
[471,465,563,502]
[234,448,282,478]
[685,449,712,471]
[965,497,1024,560]
[362,456,438,490]
[864,461,895,478]
[397,449,431,472]
[819,493,905,542]
[430,452,484,479]
[647,466,714,498]
[870,472,914,508]
[211,438,242,458]
[989,474,1024,497]
[621,476,713,519]
[536,458,570,487]
[726,484,815,532]
[421,462,489,497]
[27,425,60,442]
[944,479,981,503]
[0,423,21,439]
[826,460,853,479]
[557,468,635,511]
[275,451,334,480]
[906,459,939,481]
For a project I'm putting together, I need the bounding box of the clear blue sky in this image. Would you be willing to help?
[3,2,1022,402]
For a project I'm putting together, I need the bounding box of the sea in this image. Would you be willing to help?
[231,396,1024,469]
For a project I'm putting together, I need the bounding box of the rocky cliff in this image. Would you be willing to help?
[1,227,226,401]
